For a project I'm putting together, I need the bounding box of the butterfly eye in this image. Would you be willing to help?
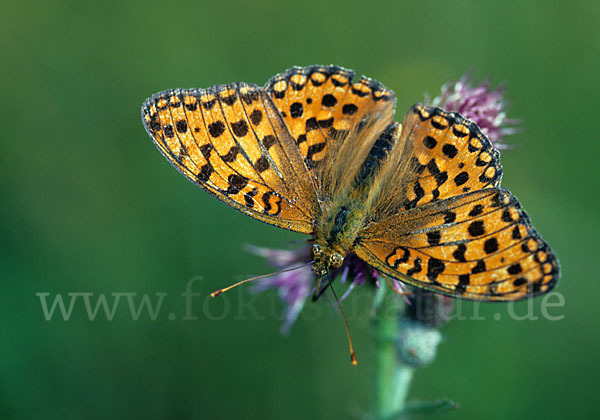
[329,253,344,268]
[311,244,323,260]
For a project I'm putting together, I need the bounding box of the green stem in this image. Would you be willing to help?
[373,288,414,420]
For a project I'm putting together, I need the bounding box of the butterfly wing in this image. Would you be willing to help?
[356,188,559,300]
[367,104,503,220]
[265,65,396,200]
[355,105,559,300]
[142,83,319,233]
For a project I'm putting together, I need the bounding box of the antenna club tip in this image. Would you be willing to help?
[351,353,358,365]
[210,290,222,298]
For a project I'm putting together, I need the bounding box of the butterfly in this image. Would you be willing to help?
[141,65,559,302]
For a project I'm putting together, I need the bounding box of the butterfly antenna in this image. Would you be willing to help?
[312,275,324,301]
[327,273,358,366]
[211,262,312,298]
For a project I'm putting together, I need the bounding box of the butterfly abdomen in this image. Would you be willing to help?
[355,122,399,186]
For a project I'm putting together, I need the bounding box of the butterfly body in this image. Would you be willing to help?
[311,122,401,275]
[311,197,362,276]
[142,65,559,301]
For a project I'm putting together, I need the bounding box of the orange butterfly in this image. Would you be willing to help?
[141,65,558,303]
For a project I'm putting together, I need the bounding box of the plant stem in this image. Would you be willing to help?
[373,288,414,420]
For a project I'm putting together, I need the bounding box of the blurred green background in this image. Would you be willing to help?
[2,0,599,419]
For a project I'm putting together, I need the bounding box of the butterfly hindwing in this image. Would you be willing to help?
[370,104,503,220]
[357,185,559,301]
[141,83,319,233]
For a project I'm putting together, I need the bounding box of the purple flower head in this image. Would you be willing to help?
[245,244,313,334]
[245,244,396,333]
[428,74,519,147]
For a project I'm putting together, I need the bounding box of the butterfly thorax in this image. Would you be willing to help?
[311,123,400,276]
[311,199,364,275]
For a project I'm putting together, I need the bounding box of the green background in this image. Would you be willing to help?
[2,1,598,419]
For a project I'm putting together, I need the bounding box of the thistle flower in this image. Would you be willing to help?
[245,244,313,334]
[245,244,386,333]
[428,74,519,147]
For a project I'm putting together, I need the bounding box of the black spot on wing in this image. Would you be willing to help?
[507,263,523,275]
[290,102,303,118]
[423,136,437,149]
[221,145,240,162]
[321,94,337,107]
[198,164,214,182]
[427,258,445,282]
[471,259,486,274]
[225,174,248,195]
[176,120,188,133]
[403,182,425,210]
[249,109,263,125]
[254,156,270,172]
[456,274,470,294]
[469,204,484,217]
[443,211,457,224]
[163,124,174,138]
[231,120,249,137]
[427,231,441,246]
[453,244,467,262]
[468,220,485,237]
[426,159,448,187]
[454,171,469,186]
[442,143,458,158]
[262,135,276,149]
[484,237,499,254]
[208,121,225,138]
[407,257,422,276]
[342,104,358,115]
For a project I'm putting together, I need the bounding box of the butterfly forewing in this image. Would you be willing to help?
[142,83,319,233]
[265,66,396,200]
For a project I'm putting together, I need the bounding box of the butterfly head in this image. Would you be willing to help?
[311,243,344,276]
